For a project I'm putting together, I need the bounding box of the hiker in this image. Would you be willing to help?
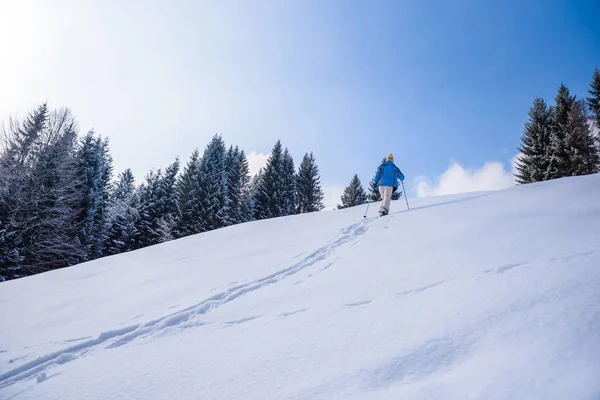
[372,153,405,216]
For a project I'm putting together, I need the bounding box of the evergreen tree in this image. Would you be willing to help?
[547,84,576,179]
[587,67,600,153]
[113,168,137,200]
[155,216,175,243]
[75,132,114,261]
[225,146,252,224]
[0,106,86,279]
[514,98,552,184]
[23,110,84,271]
[392,189,402,201]
[161,159,181,219]
[197,134,229,231]
[587,68,600,127]
[156,158,180,240]
[564,100,600,175]
[246,169,263,220]
[135,169,164,247]
[337,174,367,209]
[0,104,49,279]
[134,159,179,247]
[240,189,255,223]
[296,152,325,213]
[2,103,48,165]
[175,149,202,238]
[238,150,254,223]
[249,169,263,198]
[104,169,139,255]
[225,146,240,223]
[253,141,286,220]
[282,148,297,215]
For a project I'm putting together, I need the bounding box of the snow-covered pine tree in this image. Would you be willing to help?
[282,148,297,215]
[113,168,137,200]
[515,98,552,184]
[135,169,164,248]
[587,68,600,153]
[296,152,324,213]
[155,216,175,243]
[564,100,600,175]
[162,159,181,216]
[3,107,86,278]
[104,169,139,255]
[337,174,367,209]
[23,109,85,271]
[133,158,180,247]
[74,132,114,261]
[135,158,181,248]
[2,103,47,165]
[174,149,202,238]
[246,168,262,220]
[225,146,240,224]
[238,150,254,223]
[136,159,181,246]
[253,141,286,220]
[547,84,576,180]
[97,137,114,249]
[0,104,49,279]
[197,134,229,231]
[225,146,251,224]
[587,68,600,128]
[155,158,180,241]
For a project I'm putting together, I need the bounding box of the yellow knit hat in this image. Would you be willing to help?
[386,153,394,162]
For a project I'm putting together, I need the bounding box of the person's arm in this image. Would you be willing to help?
[373,166,382,185]
[396,168,405,183]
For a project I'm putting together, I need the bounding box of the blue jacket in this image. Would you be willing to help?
[373,161,405,189]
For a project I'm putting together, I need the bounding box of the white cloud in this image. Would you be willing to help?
[246,151,269,176]
[414,160,516,198]
[322,186,345,211]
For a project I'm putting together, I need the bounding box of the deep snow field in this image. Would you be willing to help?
[1,174,599,400]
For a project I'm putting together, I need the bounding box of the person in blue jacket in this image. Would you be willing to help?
[372,153,405,216]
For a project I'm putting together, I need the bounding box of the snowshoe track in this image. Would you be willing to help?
[0,219,371,388]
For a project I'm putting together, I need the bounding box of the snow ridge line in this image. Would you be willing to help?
[0,219,371,388]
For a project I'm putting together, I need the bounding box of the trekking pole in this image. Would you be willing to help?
[363,187,377,218]
[401,181,410,210]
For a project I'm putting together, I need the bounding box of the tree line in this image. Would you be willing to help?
[3,68,598,280]
[0,105,324,281]
[515,68,600,183]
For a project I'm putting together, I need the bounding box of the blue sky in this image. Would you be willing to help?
[1,0,598,208]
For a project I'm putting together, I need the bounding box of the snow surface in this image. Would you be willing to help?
[1,174,600,400]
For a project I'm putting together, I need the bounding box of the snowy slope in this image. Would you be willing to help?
[1,174,600,400]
